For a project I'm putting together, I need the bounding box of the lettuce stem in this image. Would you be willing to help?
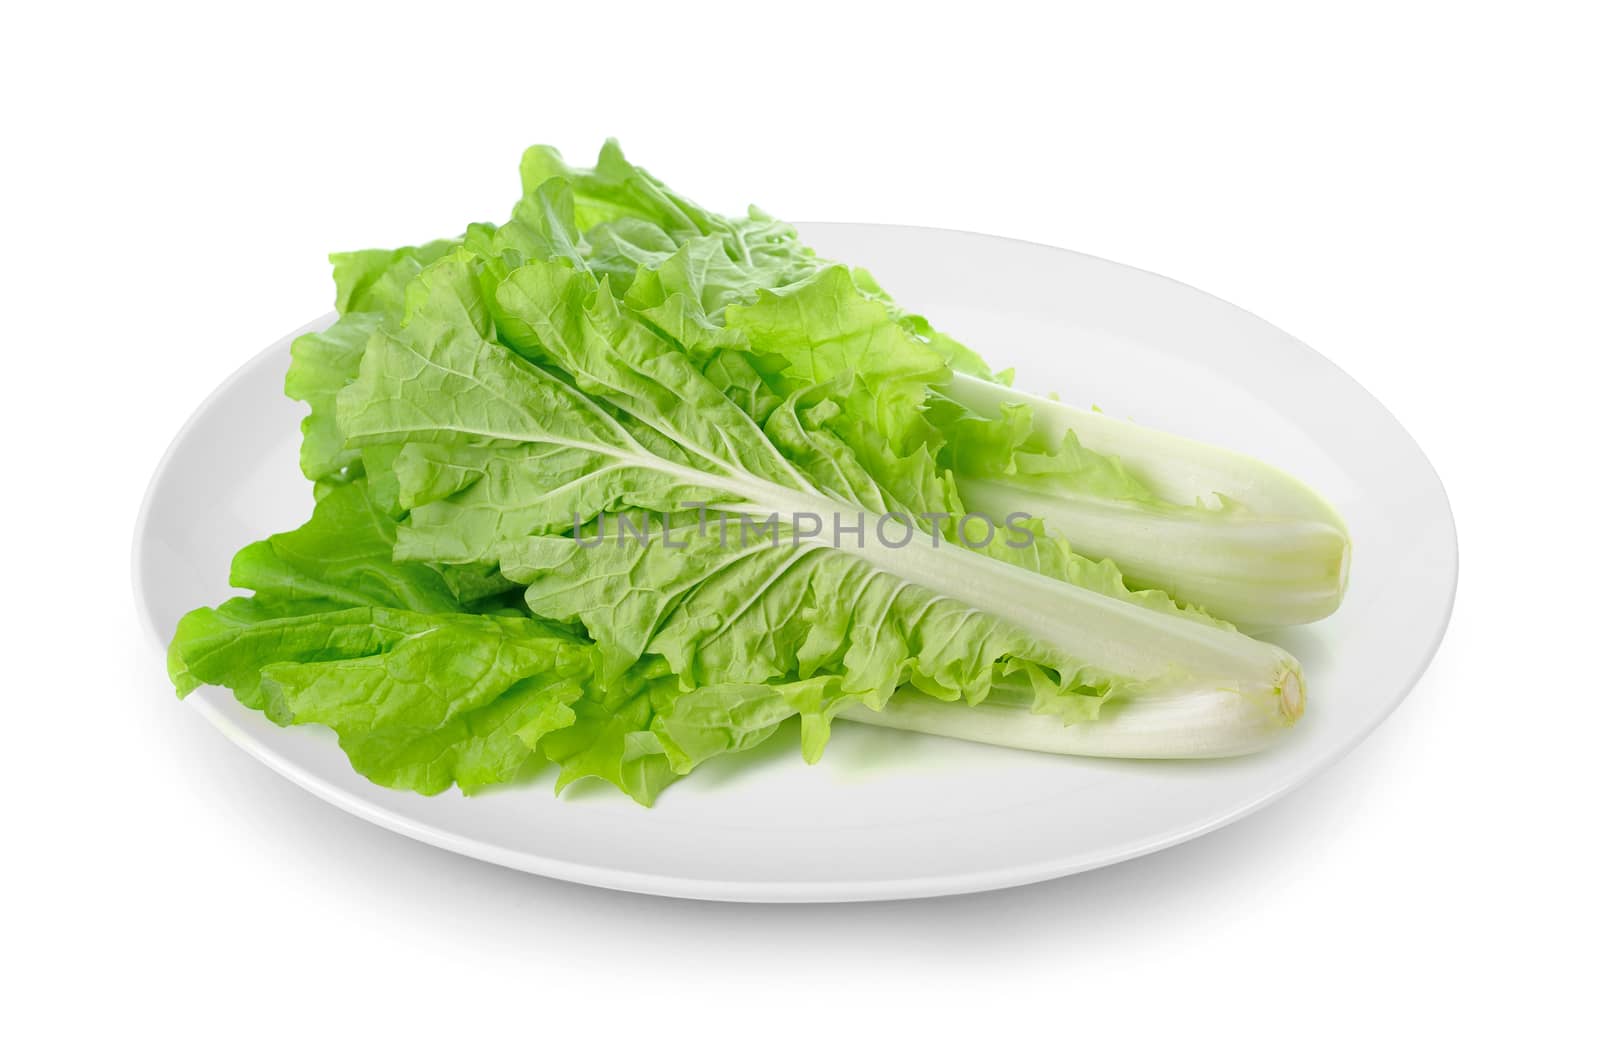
[943,373,1351,627]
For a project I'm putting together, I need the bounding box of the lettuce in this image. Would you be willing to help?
[167,480,677,802]
[170,141,1335,804]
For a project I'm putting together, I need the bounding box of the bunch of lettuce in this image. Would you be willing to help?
[169,142,1348,805]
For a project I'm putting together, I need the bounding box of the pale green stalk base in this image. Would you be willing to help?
[945,373,1352,627]
[958,475,1350,628]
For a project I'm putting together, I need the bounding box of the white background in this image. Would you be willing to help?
[5,2,1595,1046]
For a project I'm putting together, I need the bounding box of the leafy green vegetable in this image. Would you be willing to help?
[168,480,672,802]
[171,140,1337,806]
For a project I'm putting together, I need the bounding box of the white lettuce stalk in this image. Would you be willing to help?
[943,372,1350,628]
[845,678,1301,759]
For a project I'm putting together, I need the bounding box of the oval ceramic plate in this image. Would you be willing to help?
[134,223,1456,902]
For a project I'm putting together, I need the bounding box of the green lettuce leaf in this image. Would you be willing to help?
[166,479,682,803]
[173,601,594,795]
[500,515,1114,761]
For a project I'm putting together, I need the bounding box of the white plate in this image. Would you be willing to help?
[134,223,1456,902]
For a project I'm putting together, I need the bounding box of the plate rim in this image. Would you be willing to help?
[132,221,1459,902]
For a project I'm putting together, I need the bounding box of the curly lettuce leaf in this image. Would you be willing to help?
[172,602,595,795]
[500,516,1116,762]
[166,479,683,803]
